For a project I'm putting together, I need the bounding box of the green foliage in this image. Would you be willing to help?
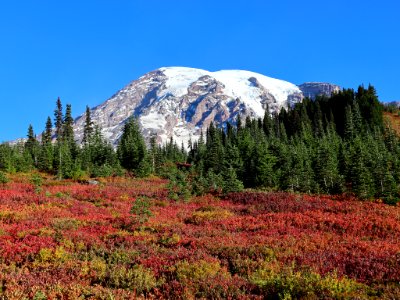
[175,260,224,283]
[251,261,370,299]
[0,83,398,204]
[33,290,47,300]
[106,264,157,293]
[183,84,399,202]
[130,196,153,223]
[0,171,8,184]
[222,166,244,194]
[117,117,149,177]
[30,173,43,193]
[81,126,120,177]
[167,169,192,201]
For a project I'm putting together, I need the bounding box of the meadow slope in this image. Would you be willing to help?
[0,175,399,299]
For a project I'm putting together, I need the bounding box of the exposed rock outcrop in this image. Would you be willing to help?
[298,82,340,100]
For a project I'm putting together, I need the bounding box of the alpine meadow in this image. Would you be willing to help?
[1,1,400,299]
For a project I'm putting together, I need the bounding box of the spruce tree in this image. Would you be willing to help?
[54,97,63,141]
[43,116,53,144]
[63,104,79,159]
[117,117,149,176]
[254,142,277,188]
[38,117,54,172]
[83,105,94,145]
[222,166,244,194]
[24,125,39,167]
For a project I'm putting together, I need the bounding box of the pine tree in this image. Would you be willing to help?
[222,166,244,194]
[254,142,277,188]
[263,109,274,138]
[117,117,149,176]
[43,116,53,144]
[352,101,363,134]
[24,125,39,167]
[349,138,374,199]
[313,136,343,194]
[82,105,94,145]
[54,97,63,141]
[344,105,354,140]
[38,117,54,172]
[82,126,119,177]
[63,104,79,159]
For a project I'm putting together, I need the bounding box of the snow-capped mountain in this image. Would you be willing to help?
[74,67,304,146]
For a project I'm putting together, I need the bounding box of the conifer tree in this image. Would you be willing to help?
[222,166,244,193]
[82,105,94,145]
[24,125,39,167]
[43,116,53,144]
[81,125,118,177]
[63,104,76,148]
[117,117,149,176]
[38,117,54,172]
[344,105,354,140]
[54,97,63,141]
[349,138,373,199]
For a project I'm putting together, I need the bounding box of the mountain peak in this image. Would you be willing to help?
[74,67,305,146]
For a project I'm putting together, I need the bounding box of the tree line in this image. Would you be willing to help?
[180,85,399,204]
[1,85,399,203]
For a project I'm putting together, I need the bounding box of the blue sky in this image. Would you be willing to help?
[1,0,399,141]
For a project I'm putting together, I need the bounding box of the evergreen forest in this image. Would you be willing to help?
[1,85,399,204]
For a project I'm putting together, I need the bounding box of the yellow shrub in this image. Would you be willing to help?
[185,207,233,225]
[160,233,181,246]
[37,248,53,263]
[39,227,55,237]
[35,246,70,265]
[175,260,225,282]
[90,257,107,279]
[54,246,69,263]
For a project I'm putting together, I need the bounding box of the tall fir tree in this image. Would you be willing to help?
[38,117,54,172]
[62,104,78,158]
[24,124,39,167]
[117,117,149,176]
[82,105,94,145]
[54,97,63,141]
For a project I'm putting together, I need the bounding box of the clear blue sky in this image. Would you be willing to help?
[1,0,399,141]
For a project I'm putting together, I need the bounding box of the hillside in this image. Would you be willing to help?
[0,175,398,298]
[384,111,400,136]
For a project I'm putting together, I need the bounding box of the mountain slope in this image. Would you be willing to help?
[74,67,304,145]
[298,82,341,100]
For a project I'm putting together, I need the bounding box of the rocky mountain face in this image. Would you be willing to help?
[385,101,400,108]
[298,82,340,100]
[74,67,304,146]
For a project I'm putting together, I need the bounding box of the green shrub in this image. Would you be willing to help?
[174,260,237,299]
[30,173,43,193]
[107,264,157,293]
[250,261,370,299]
[91,164,114,178]
[0,171,9,184]
[130,196,153,224]
[52,218,82,230]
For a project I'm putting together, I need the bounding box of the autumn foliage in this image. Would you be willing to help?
[0,175,399,298]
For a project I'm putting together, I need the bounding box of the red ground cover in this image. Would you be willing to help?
[0,176,399,298]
